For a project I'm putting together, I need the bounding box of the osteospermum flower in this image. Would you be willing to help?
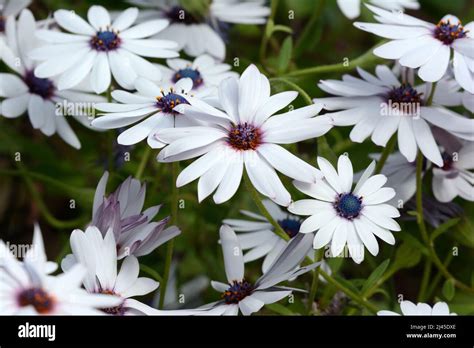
[91,171,181,259]
[0,225,121,315]
[61,227,160,315]
[316,65,474,166]
[29,5,178,93]
[92,77,199,147]
[155,64,333,206]
[289,155,400,264]
[378,301,457,316]
[354,5,474,92]
[0,9,105,149]
[336,0,419,20]
[191,225,318,316]
[129,0,270,59]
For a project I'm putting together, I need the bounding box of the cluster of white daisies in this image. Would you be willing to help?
[0,0,472,316]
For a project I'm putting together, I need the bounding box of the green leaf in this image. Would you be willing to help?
[391,242,422,271]
[272,24,293,34]
[265,19,275,38]
[277,36,293,74]
[361,259,390,294]
[333,275,360,294]
[265,303,296,315]
[442,278,455,301]
[431,218,461,241]
[317,136,338,166]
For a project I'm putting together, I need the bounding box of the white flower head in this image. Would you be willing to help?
[378,300,457,316]
[0,9,105,149]
[317,64,474,166]
[156,64,334,206]
[129,0,270,59]
[191,225,319,316]
[289,155,401,264]
[61,226,160,315]
[337,0,419,20]
[92,77,199,147]
[29,5,179,93]
[0,225,121,315]
[354,5,474,92]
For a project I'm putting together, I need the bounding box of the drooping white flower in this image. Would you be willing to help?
[0,224,121,315]
[91,171,181,259]
[378,301,457,316]
[128,0,270,59]
[336,0,419,20]
[61,226,160,315]
[316,64,474,166]
[354,5,474,91]
[29,5,179,93]
[190,225,318,316]
[155,64,333,206]
[289,155,400,264]
[0,9,105,149]
[92,77,199,147]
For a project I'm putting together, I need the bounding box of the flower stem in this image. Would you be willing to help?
[135,146,151,181]
[375,134,397,174]
[269,77,313,105]
[259,0,280,66]
[158,161,179,309]
[140,264,163,283]
[243,171,289,241]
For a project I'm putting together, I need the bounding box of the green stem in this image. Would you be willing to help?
[375,134,397,174]
[307,249,324,314]
[159,161,179,309]
[417,258,431,302]
[140,264,163,283]
[259,0,280,65]
[426,246,455,299]
[243,172,289,241]
[269,77,313,105]
[135,146,151,181]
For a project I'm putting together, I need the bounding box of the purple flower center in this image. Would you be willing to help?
[17,287,55,314]
[173,68,203,88]
[228,123,262,151]
[434,20,468,45]
[222,280,253,304]
[0,15,5,32]
[334,193,362,220]
[99,289,125,315]
[386,84,423,115]
[166,6,202,24]
[156,91,189,114]
[24,70,55,99]
[440,152,455,171]
[91,30,121,51]
[278,218,301,238]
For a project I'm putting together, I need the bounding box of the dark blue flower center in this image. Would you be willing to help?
[278,218,301,238]
[173,68,203,88]
[434,20,468,45]
[386,84,423,115]
[18,287,55,314]
[90,30,121,51]
[24,71,55,99]
[0,15,5,32]
[228,123,262,150]
[156,91,189,114]
[222,280,253,304]
[440,152,454,171]
[166,6,202,24]
[334,193,362,220]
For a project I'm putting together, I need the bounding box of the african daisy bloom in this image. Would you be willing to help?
[61,227,161,315]
[316,65,474,167]
[378,301,457,316]
[289,155,400,264]
[191,225,319,316]
[155,64,333,206]
[91,172,181,259]
[129,0,270,59]
[336,0,419,20]
[0,225,121,315]
[92,77,199,147]
[29,5,179,93]
[354,5,474,92]
[0,9,105,149]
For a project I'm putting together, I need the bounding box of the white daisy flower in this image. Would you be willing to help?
[354,5,474,91]
[61,226,161,315]
[0,225,121,315]
[29,5,179,93]
[0,9,105,149]
[316,65,474,166]
[191,225,318,316]
[289,155,400,264]
[91,171,181,259]
[129,0,270,59]
[378,301,457,316]
[92,77,199,147]
[155,64,333,206]
[157,54,238,98]
[336,0,419,20]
